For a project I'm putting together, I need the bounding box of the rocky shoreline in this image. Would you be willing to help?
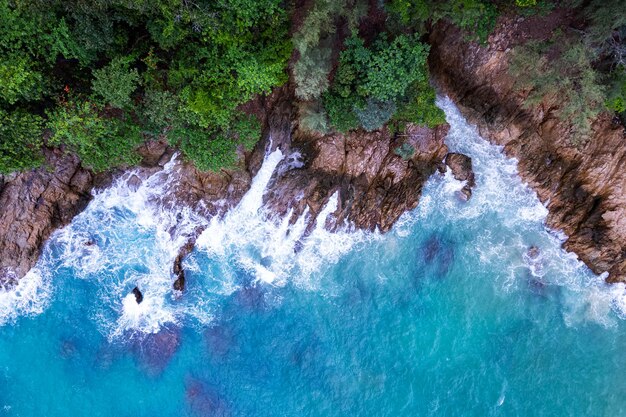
[0,83,451,288]
[429,15,626,283]
[2,11,624,287]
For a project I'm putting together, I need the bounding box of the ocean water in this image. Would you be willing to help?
[1,97,625,416]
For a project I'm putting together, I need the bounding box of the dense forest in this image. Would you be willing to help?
[0,0,624,174]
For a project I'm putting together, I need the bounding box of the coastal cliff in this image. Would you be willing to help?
[429,15,626,283]
[0,84,449,287]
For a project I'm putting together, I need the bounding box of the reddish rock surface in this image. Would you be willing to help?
[0,83,449,287]
[429,16,626,283]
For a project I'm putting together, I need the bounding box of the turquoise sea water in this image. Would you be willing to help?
[1,98,625,416]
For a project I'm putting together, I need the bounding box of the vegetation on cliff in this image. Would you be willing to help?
[0,0,624,174]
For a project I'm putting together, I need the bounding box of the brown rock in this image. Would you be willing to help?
[429,17,626,283]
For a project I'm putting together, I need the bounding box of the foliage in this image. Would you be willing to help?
[385,0,498,42]
[323,32,441,132]
[294,45,332,101]
[298,102,330,134]
[140,89,180,136]
[0,110,44,174]
[515,0,537,6]
[292,0,367,100]
[393,79,446,128]
[394,143,415,160]
[354,99,397,132]
[323,92,362,133]
[47,101,142,172]
[606,69,626,113]
[91,57,140,109]
[509,38,606,142]
[0,0,292,173]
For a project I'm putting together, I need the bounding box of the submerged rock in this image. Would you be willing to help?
[185,378,230,417]
[420,234,455,277]
[205,324,236,357]
[133,326,181,375]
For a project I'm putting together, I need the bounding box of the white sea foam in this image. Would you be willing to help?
[430,96,625,326]
[0,268,51,326]
[195,149,377,291]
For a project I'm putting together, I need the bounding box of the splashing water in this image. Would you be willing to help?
[0,97,625,416]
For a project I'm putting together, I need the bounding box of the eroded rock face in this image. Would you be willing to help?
[263,121,449,232]
[429,16,626,282]
[445,153,475,201]
[0,83,450,287]
[0,149,95,288]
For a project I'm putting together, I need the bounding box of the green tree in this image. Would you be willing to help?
[0,110,44,174]
[91,57,140,109]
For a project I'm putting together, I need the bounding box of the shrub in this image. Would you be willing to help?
[47,101,142,172]
[354,98,397,132]
[0,109,44,174]
[91,57,140,109]
[323,92,361,133]
[298,101,330,134]
[394,143,415,160]
[509,38,606,142]
[0,56,44,104]
[394,80,446,128]
[294,46,332,100]
[141,89,180,135]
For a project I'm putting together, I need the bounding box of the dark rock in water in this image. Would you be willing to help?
[127,174,142,192]
[527,246,541,260]
[134,326,181,375]
[84,239,96,246]
[528,276,547,296]
[446,153,475,201]
[457,185,472,201]
[59,339,78,359]
[132,287,143,304]
[206,324,236,357]
[260,256,273,268]
[436,246,455,276]
[186,378,230,417]
[235,284,265,310]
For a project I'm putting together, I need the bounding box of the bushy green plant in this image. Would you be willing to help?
[394,143,415,160]
[605,69,626,113]
[323,32,441,132]
[91,57,140,109]
[323,93,361,133]
[140,89,180,135]
[0,109,44,174]
[47,101,142,172]
[298,101,330,134]
[393,80,446,128]
[292,0,367,100]
[510,38,607,142]
[294,45,332,101]
[354,99,397,132]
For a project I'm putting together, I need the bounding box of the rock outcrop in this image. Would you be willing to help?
[0,149,95,288]
[445,153,475,201]
[0,83,450,288]
[429,15,626,282]
[263,121,449,232]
